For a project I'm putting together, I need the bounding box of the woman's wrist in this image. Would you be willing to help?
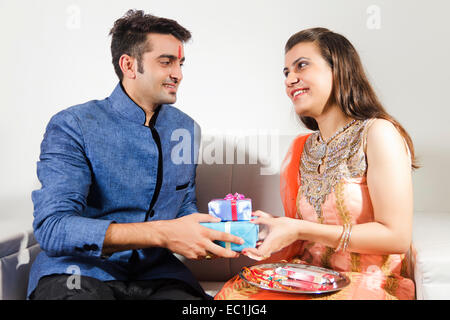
[296,220,348,249]
[294,218,307,241]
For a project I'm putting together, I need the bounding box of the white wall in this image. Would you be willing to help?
[1,0,449,212]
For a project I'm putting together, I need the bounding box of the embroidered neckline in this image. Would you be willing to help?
[300,119,368,219]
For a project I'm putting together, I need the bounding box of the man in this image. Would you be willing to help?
[28,9,243,300]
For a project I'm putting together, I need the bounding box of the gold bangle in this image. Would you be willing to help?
[342,224,353,252]
[335,224,349,252]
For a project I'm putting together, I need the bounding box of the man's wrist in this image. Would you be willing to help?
[145,220,167,249]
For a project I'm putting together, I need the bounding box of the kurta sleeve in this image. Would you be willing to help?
[32,110,114,258]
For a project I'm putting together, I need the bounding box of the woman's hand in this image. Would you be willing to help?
[242,210,302,260]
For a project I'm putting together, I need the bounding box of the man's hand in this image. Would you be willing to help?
[157,213,244,259]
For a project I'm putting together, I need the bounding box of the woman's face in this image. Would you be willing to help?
[284,41,334,118]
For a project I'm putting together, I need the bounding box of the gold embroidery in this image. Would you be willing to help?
[380,255,400,298]
[231,284,260,299]
[380,255,390,274]
[384,277,399,298]
[400,254,409,278]
[300,120,368,220]
[295,187,304,220]
[335,181,359,272]
[290,256,304,264]
[384,291,399,300]
[215,276,260,300]
[320,247,335,269]
[335,181,352,225]
[350,253,361,273]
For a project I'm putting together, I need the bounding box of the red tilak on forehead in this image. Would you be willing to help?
[178,45,182,59]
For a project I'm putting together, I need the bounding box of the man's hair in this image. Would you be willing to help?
[109,9,192,81]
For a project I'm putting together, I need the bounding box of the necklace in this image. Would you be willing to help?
[315,119,357,165]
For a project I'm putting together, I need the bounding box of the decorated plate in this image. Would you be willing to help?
[238,263,350,294]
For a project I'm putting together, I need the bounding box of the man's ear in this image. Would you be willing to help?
[119,54,136,80]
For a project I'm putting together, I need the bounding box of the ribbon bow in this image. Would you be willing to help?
[224,193,246,221]
[224,193,246,200]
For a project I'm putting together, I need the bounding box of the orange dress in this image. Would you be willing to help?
[215,119,415,300]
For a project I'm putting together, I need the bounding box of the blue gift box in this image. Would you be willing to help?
[199,221,259,252]
[208,195,252,221]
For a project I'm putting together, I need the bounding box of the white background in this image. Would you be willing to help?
[0,0,449,213]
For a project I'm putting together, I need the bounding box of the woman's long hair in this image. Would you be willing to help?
[286,28,418,169]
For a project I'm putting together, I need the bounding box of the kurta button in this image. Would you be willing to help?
[83,244,99,251]
[149,210,155,218]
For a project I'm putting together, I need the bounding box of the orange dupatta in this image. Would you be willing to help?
[261,133,312,263]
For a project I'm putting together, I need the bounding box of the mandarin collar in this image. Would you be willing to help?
[108,82,162,126]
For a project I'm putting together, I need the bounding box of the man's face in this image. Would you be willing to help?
[134,33,185,106]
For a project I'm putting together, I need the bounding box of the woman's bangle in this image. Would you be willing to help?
[335,224,348,252]
[335,223,352,253]
[342,224,353,252]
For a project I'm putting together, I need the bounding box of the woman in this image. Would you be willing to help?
[215,28,417,300]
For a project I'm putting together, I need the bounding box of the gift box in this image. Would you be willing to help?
[208,193,252,221]
[200,221,259,252]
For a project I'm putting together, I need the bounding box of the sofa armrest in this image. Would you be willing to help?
[0,197,41,300]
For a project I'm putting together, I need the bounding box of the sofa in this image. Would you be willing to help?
[1,134,449,299]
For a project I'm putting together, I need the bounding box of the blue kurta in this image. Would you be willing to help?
[28,83,203,298]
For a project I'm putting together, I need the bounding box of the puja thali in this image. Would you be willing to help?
[239,263,350,294]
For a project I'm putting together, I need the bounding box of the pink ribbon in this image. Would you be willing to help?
[224,193,246,200]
